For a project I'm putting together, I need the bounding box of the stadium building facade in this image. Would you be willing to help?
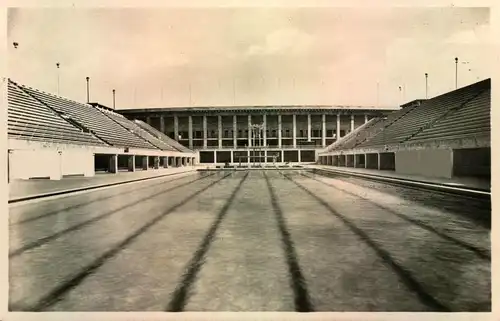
[118,106,395,165]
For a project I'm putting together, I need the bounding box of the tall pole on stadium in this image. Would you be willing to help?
[425,73,428,99]
[112,89,116,109]
[86,77,90,103]
[455,57,458,89]
[56,63,60,95]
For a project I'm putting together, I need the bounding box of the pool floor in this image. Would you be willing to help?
[8,170,491,312]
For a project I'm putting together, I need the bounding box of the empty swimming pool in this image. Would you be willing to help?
[8,170,491,312]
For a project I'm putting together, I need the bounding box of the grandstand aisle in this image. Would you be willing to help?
[8,171,490,312]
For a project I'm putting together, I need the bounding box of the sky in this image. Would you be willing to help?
[6,6,491,109]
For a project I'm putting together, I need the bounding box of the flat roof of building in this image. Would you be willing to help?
[117,105,400,114]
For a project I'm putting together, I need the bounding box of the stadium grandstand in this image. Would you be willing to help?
[7,79,196,181]
[317,78,491,180]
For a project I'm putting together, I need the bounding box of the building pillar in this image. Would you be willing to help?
[203,115,207,149]
[321,114,326,147]
[307,114,311,141]
[192,157,195,166]
[128,156,136,172]
[248,115,252,147]
[214,150,217,163]
[84,154,95,177]
[377,153,381,170]
[233,115,237,148]
[336,113,341,140]
[350,114,354,133]
[188,115,193,149]
[160,116,165,134]
[278,114,282,148]
[292,114,297,148]
[163,156,168,168]
[364,114,368,124]
[281,150,284,163]
[364,154,368,169]
[218,115,222,149]
[353,154,357,168]
[247,150,250,166]
[264,150,268,165]
[298,150,301,163]
[230,151,234,164]
[263,114,267,147]
[109,154,118,174]
[143,156,148,170]
[174,116,179,141]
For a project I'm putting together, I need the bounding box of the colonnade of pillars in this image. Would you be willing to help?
[108,155,196,173]
[149,113,370,150]
[317,152,395,171]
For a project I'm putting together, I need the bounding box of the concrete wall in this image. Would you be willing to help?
[395,149,452,178]
[9,149,94,180]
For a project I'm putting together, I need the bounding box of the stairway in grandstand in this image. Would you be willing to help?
[324,78,490,152]
[133,120,193,153]
[324,102,421,151]
[7,80,107,146]
[97,108,181,151]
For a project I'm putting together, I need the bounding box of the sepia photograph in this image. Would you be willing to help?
[3,1,493,319]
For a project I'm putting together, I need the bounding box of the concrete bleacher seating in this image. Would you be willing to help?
[8,80,107,147]
[359,79,490,148]
[324,118,381,152]
[325,103,420,152]
[18,82,157,150]
[101,109,179,151]
[408,88,490,143]
[134,120,193,153]
[317,78,491,180]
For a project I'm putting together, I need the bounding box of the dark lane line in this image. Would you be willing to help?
[14,172,232,312]
[302,173,491,260]
[263,172,314,312]
[11,173,211,226]
[281,173,450,312]
[165,171,249,312]
[9,173,215,258]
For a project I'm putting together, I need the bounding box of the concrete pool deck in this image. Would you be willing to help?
[309,165,490,192]
[9,164,490,203]
[8,166,197,203]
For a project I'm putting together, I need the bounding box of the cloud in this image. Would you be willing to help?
[244,28,315,57]
[445,24,491,45]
